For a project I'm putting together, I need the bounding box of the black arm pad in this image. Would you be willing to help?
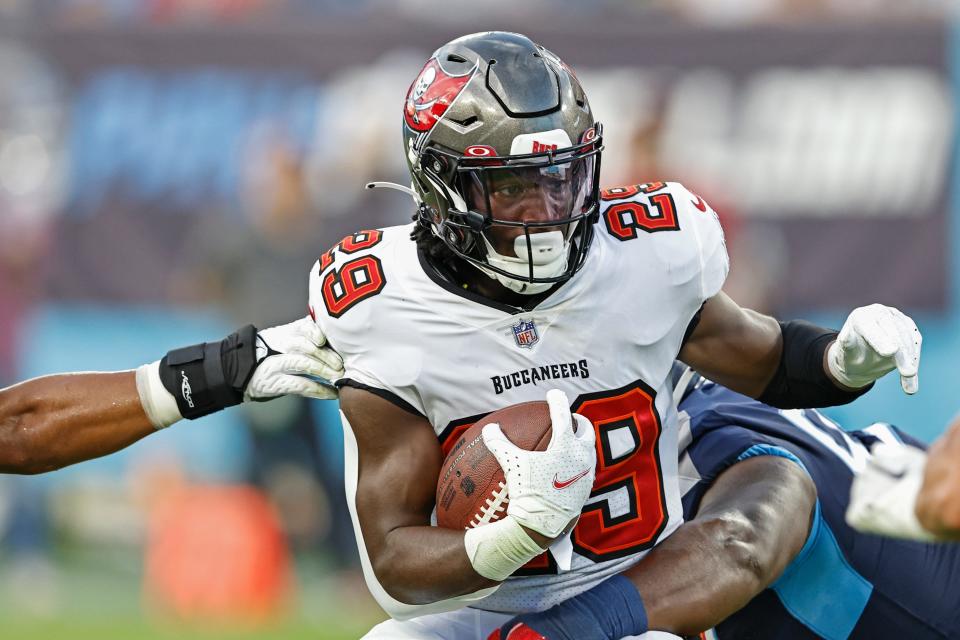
[758,320,872,409]
[157,324,260,419]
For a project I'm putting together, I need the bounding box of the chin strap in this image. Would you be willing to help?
[477,263,556,296]
[477,231,570,296]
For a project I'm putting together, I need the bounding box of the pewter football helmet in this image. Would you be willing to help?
[402,31,603,295]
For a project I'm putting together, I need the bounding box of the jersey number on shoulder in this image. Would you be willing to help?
[318,230,386,318]
[601,183,679,240]
[440,379,668,572]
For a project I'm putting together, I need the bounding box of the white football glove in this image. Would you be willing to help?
[482,389,597,539]
[846,442,936,541]
[245,316,344,401]
[827,304,921,394]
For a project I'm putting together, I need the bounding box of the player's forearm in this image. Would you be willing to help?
[628,457,815,635]
[373,524,499,604]
[0,372,155,474]
[625,512,771,634]
[0,320,340,476]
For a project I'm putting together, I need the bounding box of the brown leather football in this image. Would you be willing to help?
[436,401,553,530]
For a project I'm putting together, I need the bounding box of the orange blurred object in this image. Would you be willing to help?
[144,485,292,625]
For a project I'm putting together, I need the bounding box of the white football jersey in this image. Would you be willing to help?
[309,181,728,615]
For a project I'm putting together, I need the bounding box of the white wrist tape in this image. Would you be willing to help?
[463,516,544,582]
[135,360,184,429]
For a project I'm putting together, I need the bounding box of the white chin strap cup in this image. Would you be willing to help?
[481,230,570,295]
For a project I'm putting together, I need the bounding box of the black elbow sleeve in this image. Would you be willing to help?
[758,320,872,409]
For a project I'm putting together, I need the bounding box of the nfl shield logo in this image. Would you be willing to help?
[512,319,539,349]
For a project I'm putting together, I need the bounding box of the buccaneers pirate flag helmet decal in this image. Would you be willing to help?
[404,57,478,133]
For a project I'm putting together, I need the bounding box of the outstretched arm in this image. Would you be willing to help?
[0,372,152,474]
[490,454,816,640]
[0,317,342,475]
[680,293,921,407]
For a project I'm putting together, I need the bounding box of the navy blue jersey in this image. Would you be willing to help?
[673,366,960,640]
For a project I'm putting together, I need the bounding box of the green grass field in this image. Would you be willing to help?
[3,618,372,640]
[0,551,385,640]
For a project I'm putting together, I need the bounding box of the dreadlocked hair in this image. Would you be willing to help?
[410,208,459,266]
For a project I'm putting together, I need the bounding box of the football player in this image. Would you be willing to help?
[310,32,922,637]
[0,317,343,474]
[489,364,960,640]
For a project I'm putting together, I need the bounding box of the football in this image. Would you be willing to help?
[435,401,553,530]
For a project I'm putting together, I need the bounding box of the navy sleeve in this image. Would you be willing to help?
[681,424,808,519]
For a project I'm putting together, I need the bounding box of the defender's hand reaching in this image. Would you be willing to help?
[245,316,344,401]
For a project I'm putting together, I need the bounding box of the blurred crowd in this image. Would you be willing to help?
[0,0,958,26]
[0,4,956,634]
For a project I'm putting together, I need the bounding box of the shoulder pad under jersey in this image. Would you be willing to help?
[596,181,729,303]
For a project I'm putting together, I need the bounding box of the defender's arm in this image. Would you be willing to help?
[0,372,153,474]
[489,454,816,639]
[0,317,341,475]
[633,455,815,635]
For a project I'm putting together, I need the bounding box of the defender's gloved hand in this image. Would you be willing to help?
[136,316,344,428]
[827,304,921,394]
[482,389,597,539]
[245,316,344,401]
[846,442,936,541]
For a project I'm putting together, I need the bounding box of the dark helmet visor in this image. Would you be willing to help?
[462,155,596,256]
[422,127,603,284]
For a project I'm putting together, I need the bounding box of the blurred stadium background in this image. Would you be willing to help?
[0,0,957,638]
